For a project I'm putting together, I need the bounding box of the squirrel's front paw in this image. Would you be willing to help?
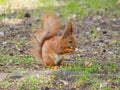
[50,66,59,69]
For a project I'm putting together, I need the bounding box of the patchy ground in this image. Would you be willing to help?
[0,0,120,90]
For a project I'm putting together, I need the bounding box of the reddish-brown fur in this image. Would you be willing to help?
[29,12,76,68]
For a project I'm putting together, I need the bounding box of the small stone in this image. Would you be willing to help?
[92,43,95,46]
[75,48,79,51]
[0,31,4,37]
[1,41,7,45]
[100,81,108,88]
[7,71,22,79]
[85,32,89,35]
[71,88,76,90]
[41,87,49,90]
[103,49,107,53]
[112,18,116,21]
[60,80,68,85]
[99,40,104,43]
[97,15,102,20]
[7,26,14,30]
[24,12,31,18]
[108,52,113,54]
[102,31,107,34]
[9,53,14,56]
[94,36,97,38]
[96,27,101,31]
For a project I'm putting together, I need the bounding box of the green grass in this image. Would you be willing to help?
[0,0,119,20]
[0,0,5,4]
[89,27,99,42]
[64,57,117,74]
[63,57,119,89]
[0,76,40,90]
[59,0,119,20]
[64,61,99,73]
[17,76,39,90]
[0,80,10,90]
[116,40,120,47]
[0,14,5,21]
[0,54,35,64]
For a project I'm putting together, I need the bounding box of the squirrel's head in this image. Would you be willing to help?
[61,22,76,51]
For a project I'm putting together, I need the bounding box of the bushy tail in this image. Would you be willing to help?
[29,12,60,64]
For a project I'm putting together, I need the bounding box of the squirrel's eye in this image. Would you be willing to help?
[69,41,72,43]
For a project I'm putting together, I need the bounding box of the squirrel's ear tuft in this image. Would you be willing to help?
[64,21,72,35]
[62,22,73,38]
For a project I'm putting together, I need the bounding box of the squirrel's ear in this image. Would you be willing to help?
[64,21,72,35]
[62,22,72,38]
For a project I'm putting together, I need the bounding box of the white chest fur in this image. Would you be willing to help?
[53,54,64,65]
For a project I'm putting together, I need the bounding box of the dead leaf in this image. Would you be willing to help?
[84,61,92,67]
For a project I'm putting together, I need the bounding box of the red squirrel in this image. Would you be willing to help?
[29,12,76,68]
